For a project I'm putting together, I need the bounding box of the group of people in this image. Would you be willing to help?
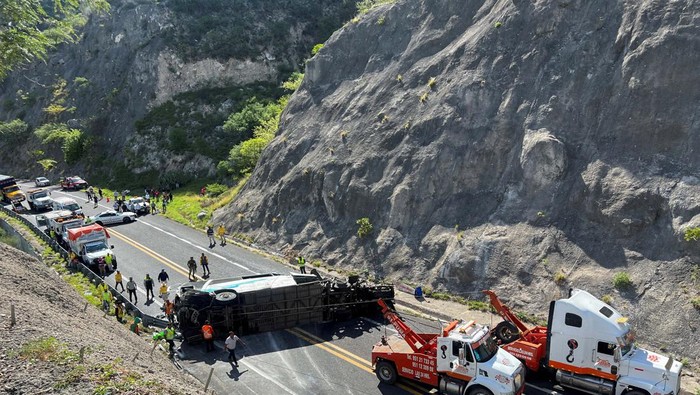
[206,225,227,248]
[85,186,103,208]
[187,253,211,281]
[201,320,245,366]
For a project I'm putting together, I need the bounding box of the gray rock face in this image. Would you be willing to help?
[216,0,700,358]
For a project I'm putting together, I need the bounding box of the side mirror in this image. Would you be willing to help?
[614,347,621,363]
[458,347,466,365]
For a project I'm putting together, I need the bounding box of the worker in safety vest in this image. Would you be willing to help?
[297,255,306,274]
[216,224,226,246]
[164,300,175,324]
[114,270,124,292]
[101,287,112,313]
[202,320,215,352]
[104,253,114,271]
[159,282,169,302]
[164,323,176,357]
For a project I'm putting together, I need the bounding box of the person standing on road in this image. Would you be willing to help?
[159,282,170,302]
[164,300,175,324]
[225,331,244,366]
[126,277,138,304]
[206,225,216,248]
[93,194,98,208]
[297,255,306,274]
[157,269,169,284]
[187,257,197,281]
[105,253,114,272]
[144,274,155,300]
[216,224,226,246]
[200,253,210,278]
[98,188,103,200]
[161,199,167,214]
[113,190,119,202]
[114,270,124,292]
[97,256,107,278]
[202,321,215,352]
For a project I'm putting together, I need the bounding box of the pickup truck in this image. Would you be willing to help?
[26,188,53,211]
[60,176,88,190]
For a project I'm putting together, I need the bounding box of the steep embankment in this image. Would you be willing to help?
[216,0,700,359]
[0,242,204,394]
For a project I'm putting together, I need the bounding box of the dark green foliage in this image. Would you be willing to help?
[162,0,356,61]
[205,183,228,197]
[135,83,283,161]
[0,119,30,142]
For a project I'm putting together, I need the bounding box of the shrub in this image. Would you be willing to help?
[685,227,700,242]
[0,119,30,142]
[419,91,429,103]
[356,217,373,238]
[554,271,567,285]
[282,72,304,92]
[357,0,395,15]
[613,272,633,290]
[205,183,228,197]
[601,294,613,305]
[427,77,436,89]
[494,21,503,28]
[18,337,78,363]
[311,44,324,56]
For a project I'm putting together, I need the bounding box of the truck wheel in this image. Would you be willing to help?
[375,360,397,385]
[467,386,493,395]
[495,321,519,344]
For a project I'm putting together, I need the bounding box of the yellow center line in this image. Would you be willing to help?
[109,228,201,280]
[285,328,428,395]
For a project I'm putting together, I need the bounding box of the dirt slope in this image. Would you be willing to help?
[0,242,204,395]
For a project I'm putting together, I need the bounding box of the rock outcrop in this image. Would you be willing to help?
[216,0,700,358]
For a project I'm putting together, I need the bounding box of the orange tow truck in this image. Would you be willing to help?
[485,289,682,395]
[371,299,525,395]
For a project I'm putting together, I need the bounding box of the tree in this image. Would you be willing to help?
[0,0,109,80]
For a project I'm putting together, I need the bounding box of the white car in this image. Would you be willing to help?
[87,210,137,225]
[35,177,51,187]
[126,197,150,215]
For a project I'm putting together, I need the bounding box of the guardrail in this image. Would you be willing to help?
[0,205,168,328]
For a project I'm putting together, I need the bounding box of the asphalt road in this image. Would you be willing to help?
[10,181,575,395]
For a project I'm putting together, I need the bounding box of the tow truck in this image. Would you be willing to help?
[485,289,682,395]
[371,299,525,395]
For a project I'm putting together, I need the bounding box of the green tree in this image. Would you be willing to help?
[0,0,110,80]
[228,137,269,174]
[34,122,86,163]
[0,119,30,142]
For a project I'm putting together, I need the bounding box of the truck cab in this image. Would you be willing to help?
[548,289,682,395]
[26,188,52,211]
[0,175,26,202]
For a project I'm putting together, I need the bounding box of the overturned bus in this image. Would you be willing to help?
[174,272,394,341]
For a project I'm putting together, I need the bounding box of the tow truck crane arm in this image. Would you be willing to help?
[377,299,429,353]
[482,290,529,334]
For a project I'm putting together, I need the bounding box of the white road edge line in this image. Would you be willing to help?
[137,219,255,273]
[53,190,255,273]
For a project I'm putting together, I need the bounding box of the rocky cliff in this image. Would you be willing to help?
[216,0,700,358]
[0,0,355,182]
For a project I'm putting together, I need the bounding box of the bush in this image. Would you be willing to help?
[613,272,633,290]
[685,227,700,242]
[554,271,567,285]
[205,183,228,197]
[311,44,324,56]
[601,294,614,305]
[692,297,700,310]
[356,217,373,238]
[0,119,29,142]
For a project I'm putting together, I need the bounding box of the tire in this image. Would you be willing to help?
[96,221,104,226]
[495,321,520,344]
[29,202,35,211]
[375,360,397,385]
[123,217,132,223]
[213,289,239,305]
[468,386,494,395]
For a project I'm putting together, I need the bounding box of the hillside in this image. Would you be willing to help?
[0,242,204,394]
[0,0,355,185]
[215,0,700,360]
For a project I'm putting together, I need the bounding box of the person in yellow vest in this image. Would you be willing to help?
[114,270,124,292]
[216,224,226,246]
[164,323,176,357]
[101,287,112,313]
[297,255,306,274]
[159,282,169,302]
[104,253,114,271]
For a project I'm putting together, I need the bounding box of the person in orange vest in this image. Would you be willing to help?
[201,320,215,352]
[164,300,175,324]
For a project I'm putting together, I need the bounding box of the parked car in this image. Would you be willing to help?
[87,210,136,226]
[35,177,51,187]
[125,197,150,215]
[60,176,88,190]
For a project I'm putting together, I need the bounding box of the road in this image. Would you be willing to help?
[11,181,574,395]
